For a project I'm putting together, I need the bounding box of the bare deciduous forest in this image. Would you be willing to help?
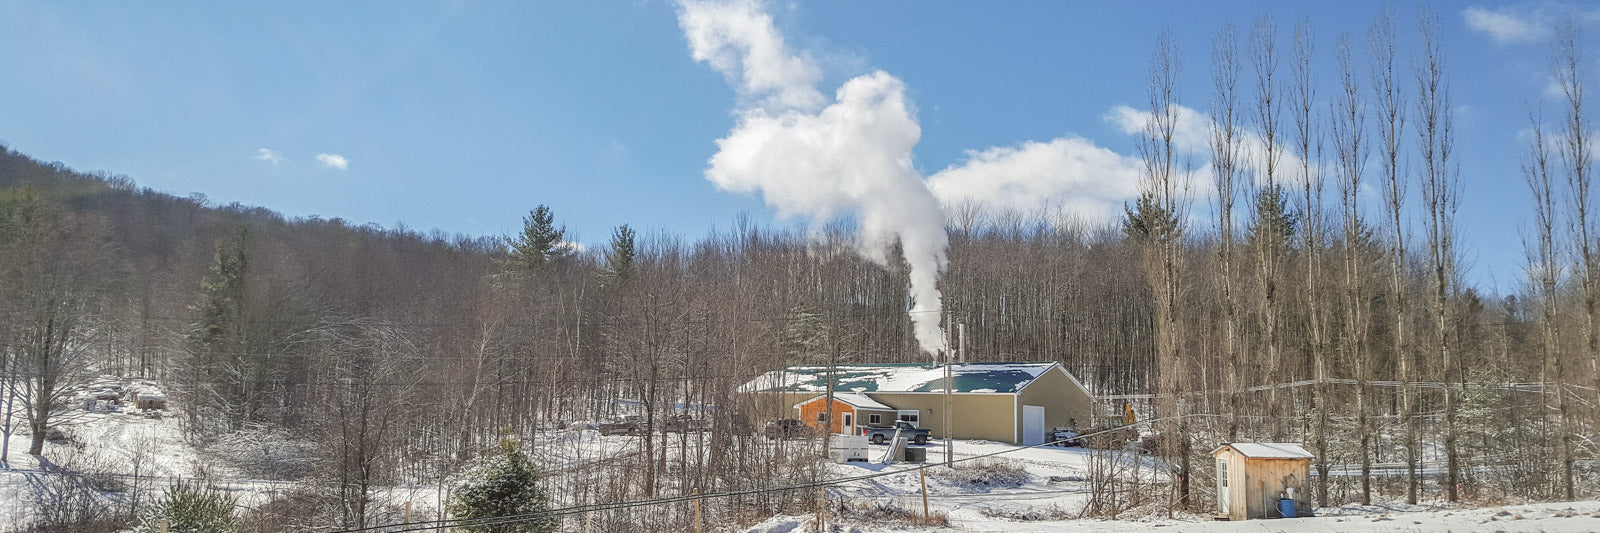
[0,8,1596,533]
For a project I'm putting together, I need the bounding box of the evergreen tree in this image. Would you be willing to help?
[506,205,567,268]
[448,438,553,533]
[604,224,636,281]
[1121,192,1180,242]
[133,480,239,533]
[1247,183,1299,249]
[187,226,252,430]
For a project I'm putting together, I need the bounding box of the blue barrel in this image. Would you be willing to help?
[1278,498,1296,518]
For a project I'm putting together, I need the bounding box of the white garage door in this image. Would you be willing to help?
[1022,405,1046,446]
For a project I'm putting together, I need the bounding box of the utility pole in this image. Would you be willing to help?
[944,314,954,467]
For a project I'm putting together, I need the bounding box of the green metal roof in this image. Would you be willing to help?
[739,362,1059,394]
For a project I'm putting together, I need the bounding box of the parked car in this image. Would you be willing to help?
[862,421,930,445]
[663,414,710,433]
[1049,426,1082,447]
[598,415,643,435]
[763,418,814,439]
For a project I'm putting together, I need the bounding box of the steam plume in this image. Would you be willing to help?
[679,0,949,356]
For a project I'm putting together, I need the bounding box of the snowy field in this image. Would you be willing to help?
[753,438,1600,532]
[3,381,1599,532]
[747,501,1600,532]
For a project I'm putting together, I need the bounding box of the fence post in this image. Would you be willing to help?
[920,467,930,522]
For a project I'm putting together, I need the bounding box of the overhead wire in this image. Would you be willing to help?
[328,416,1193,533]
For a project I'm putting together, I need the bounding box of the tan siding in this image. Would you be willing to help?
[1015,367,1094,436]
[867,393,1017,442]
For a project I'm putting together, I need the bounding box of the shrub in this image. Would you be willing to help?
[930,459,1030,488]
[132,480,238,533]
[447,438,554,533]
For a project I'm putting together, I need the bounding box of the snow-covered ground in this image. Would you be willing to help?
[0,375,305,527]
[4,387,1599,532]
[747,501,1600,532]
[757,438,1600,532]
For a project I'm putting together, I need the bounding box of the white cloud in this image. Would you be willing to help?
[1105,103,1312,191]
[1464,6,1548,44]
[678,0,825,112]
[316,153,349,170]
[252,148,282,165]
[927,137,1143,226]
[1462,4,1600,45]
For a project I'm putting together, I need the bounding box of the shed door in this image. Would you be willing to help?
[842,413,853,434]
[1022,405,1046,445]
[1217,458,1229,516]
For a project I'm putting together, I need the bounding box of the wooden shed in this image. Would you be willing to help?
[1212,443,1313,520]
[136,391,167,411]
[793,392,900,435]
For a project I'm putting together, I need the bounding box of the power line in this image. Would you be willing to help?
[329,417,1192,533]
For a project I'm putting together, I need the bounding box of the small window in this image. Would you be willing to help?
[899,413,918,423]
[1218,459,1228,487]
[869,414,882,425]
[816,412,829,423]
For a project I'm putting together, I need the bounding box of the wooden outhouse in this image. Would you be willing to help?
[1212,443,1313,520]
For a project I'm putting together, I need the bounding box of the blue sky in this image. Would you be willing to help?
[0,1,1595,294]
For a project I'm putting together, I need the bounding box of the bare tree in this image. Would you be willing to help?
[1552,19,1589,502]
[0,188,118,457]
[1415,10,1462,503]
[1370,8,1420,504]
[1524,116,1571,502]
[1290,19,1330,507]
[1209,24,1245,442]
[1331,33,1374,505]
[1248,15,1291,439]
[1135,31,1194,511]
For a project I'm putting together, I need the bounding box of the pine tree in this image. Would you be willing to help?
[1121,192,1179,243]
[448,438,553,533]
[133,480,239,533]
[1246,183,1299,249]
[506,205,567,268]
[604,224,636,281]
[187,226,252,429]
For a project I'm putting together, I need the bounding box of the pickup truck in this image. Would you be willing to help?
[763,418,814,439]
[598,415,643,436]
[862,421,930,445]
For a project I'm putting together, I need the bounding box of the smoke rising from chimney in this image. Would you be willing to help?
[679,0,949,356]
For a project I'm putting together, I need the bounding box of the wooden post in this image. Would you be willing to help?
[919,467,931,522]
[404,500,412,523]
[584,510,593,533]
[693,492,702,533]
[158,519,169,533]
[816,487,826,532]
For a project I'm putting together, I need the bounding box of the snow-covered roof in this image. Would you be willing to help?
[740,362,1060,394]
[1216,443,1314,459]
[793,392,895,411]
